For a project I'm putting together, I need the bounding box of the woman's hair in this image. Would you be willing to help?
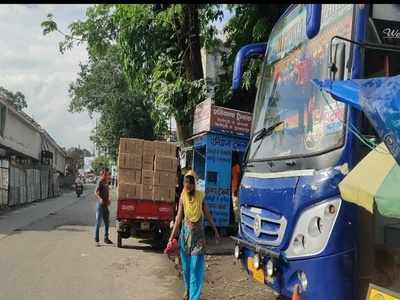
[184,175,196,196]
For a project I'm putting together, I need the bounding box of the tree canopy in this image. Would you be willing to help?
[0,86,27,111]
[41,4,289,151]
[214,4,289,112]
[91,155,110,175]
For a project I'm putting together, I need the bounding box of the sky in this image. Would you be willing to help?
[0,4,232,153]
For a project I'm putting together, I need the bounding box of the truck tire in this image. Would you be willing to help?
[117,232,122,248]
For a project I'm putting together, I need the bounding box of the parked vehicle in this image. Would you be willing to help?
[231,4,400,300]
[116,138,177,249]
[117,199,174,248]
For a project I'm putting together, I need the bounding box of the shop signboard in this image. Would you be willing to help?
[193,99,252,137]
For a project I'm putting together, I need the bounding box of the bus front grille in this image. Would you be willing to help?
[240,206,287,247]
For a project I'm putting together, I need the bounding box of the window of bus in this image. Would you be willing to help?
[248,5,353,161]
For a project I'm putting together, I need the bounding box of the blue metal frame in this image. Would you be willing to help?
[234,4,370,300]
[306,4,321,39]
[232,43,267,91]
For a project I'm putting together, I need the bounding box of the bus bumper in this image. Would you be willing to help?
[233,237,356,300]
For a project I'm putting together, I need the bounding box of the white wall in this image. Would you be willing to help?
[0,97,66,174]
[0,101,41,160]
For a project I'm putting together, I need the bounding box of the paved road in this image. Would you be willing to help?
[0,187,182,300]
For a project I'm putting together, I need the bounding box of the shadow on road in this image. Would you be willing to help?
[119,244,163,253]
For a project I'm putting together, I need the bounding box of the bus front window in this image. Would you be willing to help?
[247,4,353,162]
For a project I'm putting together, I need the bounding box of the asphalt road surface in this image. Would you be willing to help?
[0,186,182,300]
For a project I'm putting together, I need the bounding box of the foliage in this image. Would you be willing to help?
[42,4,222,144]
[91,155,110,174]
[68,46,158,160]
[66,147,92,172]
[214,4,289,111]
[42,6,160,158]
[0,86,27,111]
[41,4,289,146]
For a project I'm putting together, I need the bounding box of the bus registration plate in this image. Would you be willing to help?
[247,257,265,284]
[367,284,400,300]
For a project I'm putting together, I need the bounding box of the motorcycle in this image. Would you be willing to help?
[75,183,83,198]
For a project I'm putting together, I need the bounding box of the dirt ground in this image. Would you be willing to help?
[203,254,278,300]
[168,237,278,300]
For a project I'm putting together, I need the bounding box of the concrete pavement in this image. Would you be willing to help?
[0,187,182,300]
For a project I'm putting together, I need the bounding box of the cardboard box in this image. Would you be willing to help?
[142,152,154,170]
[118,169,142,185]
[153,185,175,202]
[141,184,153,200]
[142,170,154,186]
[118,183,141,199]
[118,153,142,170]
[119,138,144,155]
[143,140,155,153]
[153,171,177,187]
[154,141,176,157]
[154,156,178,172]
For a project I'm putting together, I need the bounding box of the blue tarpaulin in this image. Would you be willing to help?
[312,76,400,166]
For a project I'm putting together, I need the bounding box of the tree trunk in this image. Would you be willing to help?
[173,4,204,145]
[175,120,192,146]
[181,4,204,81]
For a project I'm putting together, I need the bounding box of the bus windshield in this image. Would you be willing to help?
[248,4,354,162]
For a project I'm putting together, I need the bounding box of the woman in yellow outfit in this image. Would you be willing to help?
[169,171,220,300]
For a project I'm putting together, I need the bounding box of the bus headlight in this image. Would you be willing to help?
[253,254,261,270]
[234,245,241,259]
[266,259,275,276]
[285,198,341,258]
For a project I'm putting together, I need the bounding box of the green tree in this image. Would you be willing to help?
[68,46,158,159]
[91,155,110,174]
[214,4,288,112]
[42,4,222,144]
[66,147,92,172]
[0,86,27,111]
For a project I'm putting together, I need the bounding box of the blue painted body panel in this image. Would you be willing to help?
[241,246,356,299]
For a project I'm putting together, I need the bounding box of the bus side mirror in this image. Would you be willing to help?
[329,42,346,80]
[306,4,321,39]
[232,43,267,92]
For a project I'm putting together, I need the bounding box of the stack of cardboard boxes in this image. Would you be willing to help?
[117,138,178,203]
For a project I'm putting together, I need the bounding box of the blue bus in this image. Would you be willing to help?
[232,4,400,300]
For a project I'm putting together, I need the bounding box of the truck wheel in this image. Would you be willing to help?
[117,232,122,248]
[162,227,171,247]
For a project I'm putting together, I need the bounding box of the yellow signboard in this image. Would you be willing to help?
[367,284,400,300]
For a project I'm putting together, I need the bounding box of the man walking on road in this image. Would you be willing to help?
[94,168,113,246]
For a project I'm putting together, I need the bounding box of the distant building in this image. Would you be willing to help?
[201,38,226,100]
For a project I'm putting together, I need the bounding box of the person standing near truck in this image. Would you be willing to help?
[169,171,220,300]
[94,168,113,246]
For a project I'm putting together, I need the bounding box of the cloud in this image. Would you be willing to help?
[0,4,95,151]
